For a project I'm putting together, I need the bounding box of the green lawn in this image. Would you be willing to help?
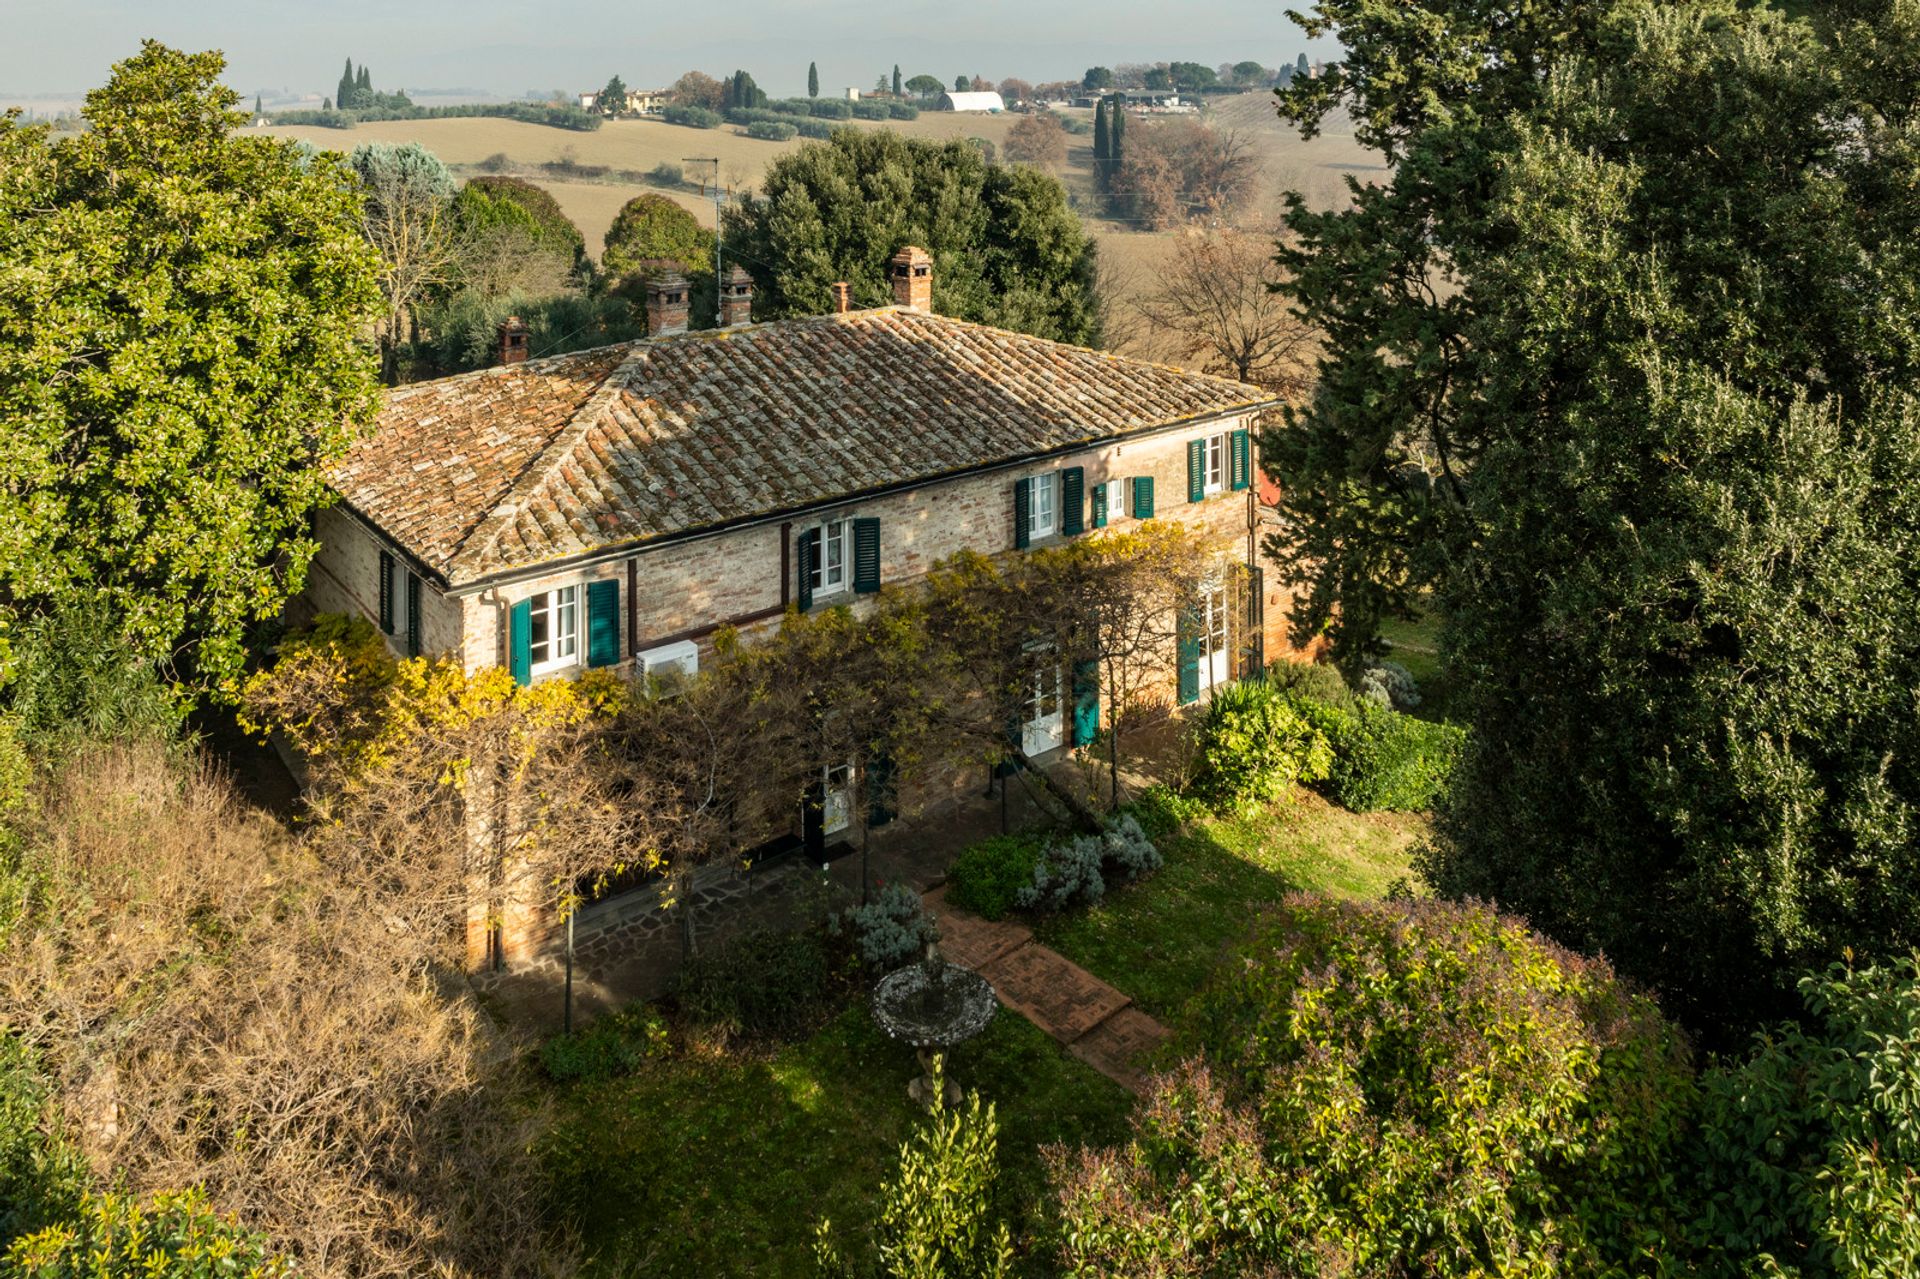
[545,1003,1131,1277]
[1035,792,1427,1019]
[1378,609,1456,723]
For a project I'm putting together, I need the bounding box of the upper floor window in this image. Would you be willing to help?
[1204,433,1226,495]
[529,585,579,673]
[809,517,851,597]
[1029,471,1057,540]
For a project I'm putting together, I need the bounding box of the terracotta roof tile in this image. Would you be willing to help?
[333,307,1276,585]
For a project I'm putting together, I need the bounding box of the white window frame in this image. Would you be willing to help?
[1029,472,1057,540]
[527,585,580,675]
[809,517,852,599]
[1105,479,1126,525]
[1204,433,1227,495]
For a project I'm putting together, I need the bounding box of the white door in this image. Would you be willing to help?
[1021,662,1066,757]
[1199,582,1230,695]
[822,761,853,836]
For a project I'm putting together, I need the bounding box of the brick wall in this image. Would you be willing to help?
[306,506,463,659]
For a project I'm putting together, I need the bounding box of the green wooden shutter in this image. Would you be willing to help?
[1061,467,1085,536]
[796,529,818,610]
[1013,477,1032,550]
[1071,658,1100,746]
[377,551,394,633]
[1091,480,1108,529]
[586,578,621,667]
[1187,438,1206,502]
[1176,608,1201,706]
[852,518,881,594]
[1231,428,1251,491]
[509,599,532,684]
[867,743,897,828]
[1132,475,1155,520]
[405,572,422,658]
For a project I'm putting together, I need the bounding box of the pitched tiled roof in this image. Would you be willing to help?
[333,307,1277,586]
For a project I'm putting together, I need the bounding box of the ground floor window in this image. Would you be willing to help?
[809,518,850,598]
[529,585,580,673]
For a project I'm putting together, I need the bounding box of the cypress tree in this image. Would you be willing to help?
[892,65,902,96]
[808,61,819,98]
[253,94,262,118]
[1297,52,1311,78]
[1092,98,1110,189]
[337,58,355,111]
[1108,96,1125,171]
[323,96,332,111]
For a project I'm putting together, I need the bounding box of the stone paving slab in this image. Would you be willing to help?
[925,886,1032,969]
[1067,1006,1170,1096]
[978,943,1133,1044]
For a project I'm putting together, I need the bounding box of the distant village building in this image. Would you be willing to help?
[578,87,667,114]
[844,86,861,101]
[937,90,1005,113]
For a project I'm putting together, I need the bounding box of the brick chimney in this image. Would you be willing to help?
[644,272,689,336]
[497,315,530,365]
[719,264,754,328]
[888,245,932,312]
[831,281,851,314]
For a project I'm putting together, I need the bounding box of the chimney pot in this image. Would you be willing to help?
[719,264,754,328]
[643,271,690,337]
[888,245,933,312]
[497,315,530,365]
[831,281,851,314]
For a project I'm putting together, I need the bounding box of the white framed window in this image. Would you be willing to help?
[809,517,851,598]
[1105,479,1126,524]
[822,760,854,836]
[1204,434,1226,495]
[528,585,580,674]
[1029,472,1057,540]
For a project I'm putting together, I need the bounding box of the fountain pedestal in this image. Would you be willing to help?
[871,943,998,1108]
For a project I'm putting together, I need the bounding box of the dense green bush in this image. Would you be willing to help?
[808,99,854,120]
[648,160,683,186]
[886,101,919,120]
[1292,695,1463,812]
[661,105,720,129]
[851,100,890,120]
[1051,896,1694,1276]
[451,175,587,267]
[0,1039,85,1249]
[1187,678,1333,811]
[673,927,833,1036]
[945,834,1044,921]
[836,882,936,972]
[1125,784,1208,840]
[1263,657,1355,709]
[270,101,599,131]
[1,1188,290,1277]
[538,1004,669,1083]
[411,290,641,375]
[745,121,798,142]
[1687,956,1920,1274]
[797,120,836,140]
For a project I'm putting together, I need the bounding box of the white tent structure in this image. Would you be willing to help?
[937,91,1005,113]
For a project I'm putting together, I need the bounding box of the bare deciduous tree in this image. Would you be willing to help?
[1112,119,1261,230]
[1137,225,1318,398]
[1004,112,1068,171]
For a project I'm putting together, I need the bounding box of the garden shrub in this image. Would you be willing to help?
[1,1188,291,1278]
[538,1003,669,1083]
[648,160,683,186]
[1101,814,1162,883]
[808,99,854,119]
[1015,834,1105,913]
[1050,895,1694,1277]
[797,120,835,139]
[673,927,832,1036]
[0,1037,86,1248]
[1292,695,1464,812]
[836,882,937,972]
[1356,659,1421,710]
[1263,657,1355,709]
[661,105,720,129]
[1686,955,1920,1274]
[851,100,890,120]
[946,834,1044,921]
[1187,678,1333,811]
[745,121,798,142]
[1126,783,1208,840]
[886,101,919,120]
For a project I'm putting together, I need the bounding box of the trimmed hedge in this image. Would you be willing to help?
[1290,695,1464,812]
[796,120,836,139]
[745,121,798,141]
[946,834,1044,921]
[1188,679,1333,811]
[661,105,721,129]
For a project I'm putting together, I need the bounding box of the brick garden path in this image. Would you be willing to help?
[925,885,1168,1095]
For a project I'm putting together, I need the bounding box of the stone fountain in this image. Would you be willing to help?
[871,941,998,1106]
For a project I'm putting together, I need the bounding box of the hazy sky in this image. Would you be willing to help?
[2,0,1337,101]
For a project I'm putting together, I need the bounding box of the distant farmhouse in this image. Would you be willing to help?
[577,86,667,114]
[938,90,1005,113]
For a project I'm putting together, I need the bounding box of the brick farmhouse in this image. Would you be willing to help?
[303,247,1306,966]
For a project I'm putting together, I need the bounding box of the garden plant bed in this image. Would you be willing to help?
[544,1001,1131,1276]
[1034,788,1427,1018]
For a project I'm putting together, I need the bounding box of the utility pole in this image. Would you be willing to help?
[684,156,723,307]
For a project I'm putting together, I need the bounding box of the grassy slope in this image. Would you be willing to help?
[1035,791,1426,1019]
[546,1005,1130,1278]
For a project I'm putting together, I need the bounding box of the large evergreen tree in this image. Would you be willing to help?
[721,130,1100,345]
[892,64,902,96]
[336,57,355,110]
[1264,0,1920,1035]
[808,61,819,98]
[1092,97,1110,188]
[0,42,382,688]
